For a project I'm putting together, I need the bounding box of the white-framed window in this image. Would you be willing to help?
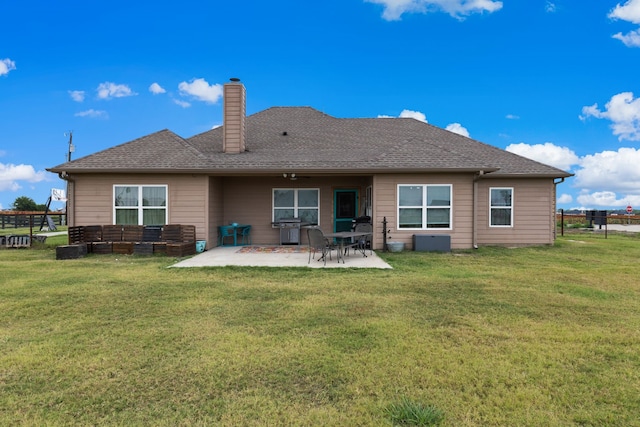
[273,188,319,225]
[490,187,513,227]
[114,185,167,225]
[398,184,452,229]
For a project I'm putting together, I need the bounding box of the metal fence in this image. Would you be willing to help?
[557,210,639,237]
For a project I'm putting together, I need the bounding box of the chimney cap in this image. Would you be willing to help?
[229,77,241,82]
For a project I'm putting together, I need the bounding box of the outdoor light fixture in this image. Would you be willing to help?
[282,173,297,180]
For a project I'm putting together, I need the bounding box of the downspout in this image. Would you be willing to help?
[472,171,485,249]
[58,172,74,227]
[553,177,566,240]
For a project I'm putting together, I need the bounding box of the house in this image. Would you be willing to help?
[48,80,573,250]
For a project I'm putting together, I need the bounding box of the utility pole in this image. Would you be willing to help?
[66,131,74,162]
[64,131,74,226]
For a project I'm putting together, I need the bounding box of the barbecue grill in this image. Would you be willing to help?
[274,218,302,245]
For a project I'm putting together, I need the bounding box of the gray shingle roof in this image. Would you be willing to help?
[48,107,572,178]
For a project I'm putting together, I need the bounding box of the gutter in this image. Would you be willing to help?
[553,177,566,240]
[472,170,485,249]
[58,172,74,227]
[46,166,503,175]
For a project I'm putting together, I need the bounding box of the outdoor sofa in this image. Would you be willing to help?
[56,224,196,259]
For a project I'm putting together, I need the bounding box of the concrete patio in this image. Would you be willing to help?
[170,245,393,269]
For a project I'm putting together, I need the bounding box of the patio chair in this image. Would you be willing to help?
[239,225,252,245]
[218,225,235,246]
[307,228,337,266]
[352,222,373,255]
[341,222,373,257]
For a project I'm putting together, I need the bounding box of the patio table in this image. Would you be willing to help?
[222,224,250,246]
[324,231,373,263]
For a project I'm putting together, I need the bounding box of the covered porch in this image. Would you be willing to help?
[207,174,375,249]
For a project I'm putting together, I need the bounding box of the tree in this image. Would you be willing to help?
[11,196,40,211]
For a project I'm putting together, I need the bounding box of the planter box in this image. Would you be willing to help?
[68,226,85,244]
[102,225,123,242]
[153,242,167,254]
[56,244,87,260]
[92,242,113,254]
[134,242,154,255]
[123,225,144,242]
[113,242,134,255]
[166,242,196,257]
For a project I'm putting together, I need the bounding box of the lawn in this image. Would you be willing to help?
[1,232,639,426]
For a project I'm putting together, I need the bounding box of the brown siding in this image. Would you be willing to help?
[208,177,223,248]
[70,172,558,251]
[476,178,555,246]
[373,174,475,250]
[72,173,209,241]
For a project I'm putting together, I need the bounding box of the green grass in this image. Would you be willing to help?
[385,396,444,425]
[1,233,640,426]
[0,226,68,236]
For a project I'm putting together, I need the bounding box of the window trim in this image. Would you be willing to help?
[272,188,320,225]
[397,184,453,230]
[113,184,168,225]
[489,187,514,228]
[365,185,373,217]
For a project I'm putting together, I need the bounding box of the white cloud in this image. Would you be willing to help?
[379,109,428,121]
[506,114,520,120]
[0,163,47,192]
[609,0,640,24]
[96,82,136,100]
[612,29,640,46]
[445,122,470,137]
[576,191,640,208]
[574,147,640,194]
[149,82,166,94]
[506,142,580,171]
[609,0,640,47]
[580,92,640,141]
[75,109,109,119]
[545,1,556,13]
[365,0,503,21]
[178,78,223,104]
[0,58,16,76]
[68,90,85,102]
[173,99,191,108]
[496,139,640,210]
[557,193,573,204]
[512,143,640,209]
[379,110,469,136]
[399,109,427,122]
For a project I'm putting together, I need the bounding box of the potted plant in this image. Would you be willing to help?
[385,233,405,252]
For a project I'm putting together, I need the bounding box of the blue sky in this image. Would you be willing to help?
[2,0,640,212]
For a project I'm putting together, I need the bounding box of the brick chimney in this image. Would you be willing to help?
[223,78,246,154]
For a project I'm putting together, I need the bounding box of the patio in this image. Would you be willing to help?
[170,245,393,269]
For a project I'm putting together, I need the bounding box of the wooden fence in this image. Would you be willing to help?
[0,211,66,230]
